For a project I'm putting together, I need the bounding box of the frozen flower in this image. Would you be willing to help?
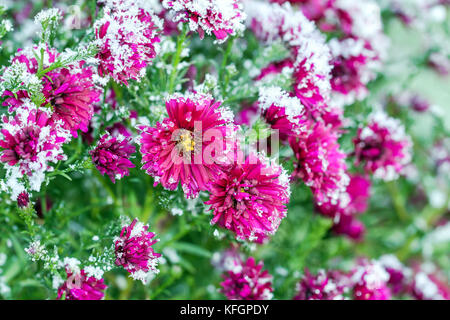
[25,240,48,262]
[316,174,370,240]
[162,0,246,43]
[411,263,450,300]
[329,37,380,108]
[137,92,236,199]
[353,111,412,181]
[114,218,161,283]
[57,268,107,300]
[257,86,307,141]
[94,2,161,85]
[0,102,69,197]
[378,254,412,295]
[290,120,349,205]
[17,191,30,208]
[2,46,101,137]
[352,260,392,300]
[90,133,135,183]
[294,269,350,300]
[205,153,290,242]
[211,246,243,273]
[221,256,273,300]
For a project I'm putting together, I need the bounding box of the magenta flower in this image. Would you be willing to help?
[205,153,290,242]
[162,0,246,43]
[221,256,273,300]
[0,103,68,177]
[94,2,161,85]
[137,92,236,199]
[316,174,370,240]
[57,268,107,300]
[90,133,135,183]
[294,269,350,300]
[353,112,412,181]
[114,218,161,283]
[411,263,450,300]
[352,260,392,300]
[378,254,412,295]
[43,63,101,136]
[290,120,349,205]
[2,46,101,136]
[257,86,307,141]
[17,191,30,208]
[329,37,379,107]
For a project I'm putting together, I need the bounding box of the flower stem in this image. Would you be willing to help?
[168,26,188,94]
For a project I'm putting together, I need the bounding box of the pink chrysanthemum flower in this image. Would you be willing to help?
[352,260,392,300]
[378,254,412,295]
[257,86,307,141]
[246,1,333,119]
[0,102,69,197]
[57,266,107,300]
[294,268,350,300]
[137,92,236,199]
[162,0,246,43]
[221,256,273,300]
[94,1,161,85]
[17,191,30,208]
[2,46,101,137]
[205,153,290,242]
[90,133,135,183]
[290,120,349,205]
[353,111,412,181]
[316,174,370,240]
[114,218,161,283]
[329,37,380,108]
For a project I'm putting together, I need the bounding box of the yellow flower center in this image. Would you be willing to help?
[177,131,195,152]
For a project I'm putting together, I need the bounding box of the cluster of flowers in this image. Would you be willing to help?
[214,249,450,300]
[1,0,434,300]
[25,218,160,299]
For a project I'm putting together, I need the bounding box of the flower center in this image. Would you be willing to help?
[175,129,195,153]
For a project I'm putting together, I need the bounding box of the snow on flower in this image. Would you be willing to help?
[2,45,101,137]
[294,268,350,300]
[114,218,161,284]
[220,256,273,300]
[378,254,412,295]
[316,174,371,240]
[257,86,307,141]
[353,111,413,181]
[137,92,237,199]
[412,270,450,300]
[0,102,69,199]
[57,266,107,300]
[205,152,290,242]
[94,0,162,85]
[290,120,349,205]
[352,260,392,300]
[90,133,136,183]
[162,0,246,43]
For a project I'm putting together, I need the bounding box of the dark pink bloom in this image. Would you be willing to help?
[257,86,307,141]
[115,218,161,283]
[221,256,273,300]
[2,47,100,137]
[411,265,450,300]
[94,4,161,85]
[57,268,107,300]
[255,59,294,82]
[43,63,101,137]
[138,92,236,199]
[162,0,246,43]
[352,260,392,300]
[290,120,349,205]
[205,153,290,242]
[353,112,412,181]
[17,191,30,208]
[316,174,370,240]
[90,133,135,183]
[294,268,350,300]
[0,103,68,176]
[378,255,412,295]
